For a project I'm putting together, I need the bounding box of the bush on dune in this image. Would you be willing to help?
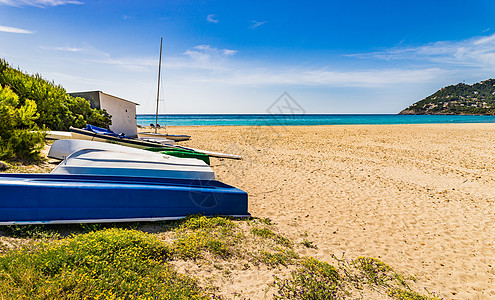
[0,58,111,131]
[0,84,45,161]
[0,228,208,299]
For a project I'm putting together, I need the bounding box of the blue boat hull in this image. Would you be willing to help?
[0,174,249,225]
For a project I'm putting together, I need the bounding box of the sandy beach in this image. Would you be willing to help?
[158,123,495,299]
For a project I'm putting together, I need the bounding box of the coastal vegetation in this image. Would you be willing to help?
[0,59,111,161]
[400,79,495,115]
[0,216,441,299]
[0,84,44,161]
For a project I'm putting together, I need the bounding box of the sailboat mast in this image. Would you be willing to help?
[155,37,163,134]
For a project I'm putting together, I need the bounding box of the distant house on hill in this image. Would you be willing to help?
[69,91,139,137]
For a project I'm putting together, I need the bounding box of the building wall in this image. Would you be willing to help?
[98,92,138,137]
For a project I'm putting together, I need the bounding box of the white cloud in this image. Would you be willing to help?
[89,56,157,72]
[7,38,460,113]
[193,45,212,51]
[166,43,441,88]
[55,46,82,52]
[44,71,115,88]
[37,43,157,72]
[143,43,444,89]
[39,46,83,52]
[0,0,82,6]
[223,49,237,56]
[249,20,267,29]
[186,66,444,88]
[0,25,33,34]
[182,45,238,67]
[350,33,495,70]
[22,39,459,106]
[206,14,218,23]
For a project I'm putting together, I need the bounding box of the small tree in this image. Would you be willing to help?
[0,84,45,161]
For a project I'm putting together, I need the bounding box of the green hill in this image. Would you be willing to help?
[399,79,495,115]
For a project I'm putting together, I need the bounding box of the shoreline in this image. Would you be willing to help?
[136,115,495,128]
[140,122,495,127]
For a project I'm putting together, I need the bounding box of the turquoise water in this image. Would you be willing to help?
[137,114,495,126]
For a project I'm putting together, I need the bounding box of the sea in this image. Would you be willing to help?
[137,114,495,126]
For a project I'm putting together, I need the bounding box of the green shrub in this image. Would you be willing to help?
[0,59,111,131]
[273,257,342,299]
[260,248,299,267]
[172,216,238,259]
[0,84,45,161]
[354,257,391,277]
[0,228,208,299]
[178,215,235,231]
[353,256,401,286]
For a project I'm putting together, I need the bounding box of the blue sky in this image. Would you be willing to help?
[1,0,495,114]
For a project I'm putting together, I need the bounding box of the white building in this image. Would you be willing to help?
[69,91,139,137]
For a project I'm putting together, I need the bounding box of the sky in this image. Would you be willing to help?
[1,0,495,114]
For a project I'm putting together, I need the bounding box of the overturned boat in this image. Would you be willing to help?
[48,139,210,165]
[51,149,214,181]
[0,173,249,225]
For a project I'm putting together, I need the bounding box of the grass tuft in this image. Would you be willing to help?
[300,239,318,249]
[172,216,239,260]
[273,257,343,299]
[260,249,299,267]
[353,256,395,285]
[251,227,292,247]
[177,215,235,231]
[388,287,443,300]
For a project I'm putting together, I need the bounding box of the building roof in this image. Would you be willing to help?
[70,91,140,106]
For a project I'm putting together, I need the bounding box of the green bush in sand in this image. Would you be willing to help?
[0,84,45,161]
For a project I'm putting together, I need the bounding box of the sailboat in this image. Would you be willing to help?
[138,37,191,142]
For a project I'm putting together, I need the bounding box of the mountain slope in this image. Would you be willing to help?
[400,79,495,115]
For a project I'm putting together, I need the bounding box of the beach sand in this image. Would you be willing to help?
[156,123,495,299]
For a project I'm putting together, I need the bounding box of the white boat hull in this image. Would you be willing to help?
[48,139,170,160]
[51,149,215,181]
